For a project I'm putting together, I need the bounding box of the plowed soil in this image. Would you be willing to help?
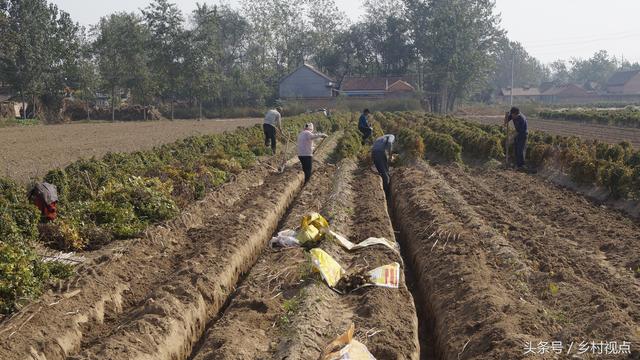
[192,159,419,359]
[392,161,640,359]
[0,135,336,360]
[0,118,261,182]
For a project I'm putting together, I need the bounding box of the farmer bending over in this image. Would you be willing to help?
[297,122,328,184]
[358,109,373,144]
[372,134,395,197]
[504,106,528,170]
[263,106,283,153]
[28,182,59,222]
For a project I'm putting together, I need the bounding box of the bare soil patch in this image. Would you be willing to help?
[193,159,419,360]
[392,161,640,359]
[0,118,261,182]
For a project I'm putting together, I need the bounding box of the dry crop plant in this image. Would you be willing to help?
[380,112,640,199]
[0,113,349,315]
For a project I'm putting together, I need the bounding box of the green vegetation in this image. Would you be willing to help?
[539,107,640,128]
[0,112,342,315]
[378,111,640,200]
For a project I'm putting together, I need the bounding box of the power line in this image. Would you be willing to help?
[522,29,640,46]
[526,32,640,50]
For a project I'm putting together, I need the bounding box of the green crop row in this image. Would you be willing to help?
[378,111,640,200]
[539,108,640,128]
[376,112,502,163]
[0,113,347,315]
[334,113,384,161]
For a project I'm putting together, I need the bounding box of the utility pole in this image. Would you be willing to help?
[510,53,515,106]
[506,52,515,168]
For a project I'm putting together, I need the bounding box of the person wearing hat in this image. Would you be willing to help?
[264,106,283,153]
[297,122,328,184]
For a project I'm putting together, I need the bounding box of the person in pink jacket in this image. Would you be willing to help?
[297,122,328,183]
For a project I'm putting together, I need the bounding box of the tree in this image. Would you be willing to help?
[143,0,186,120]
[0,0,80,120]
[569,50,617,87]
[363,0,415,75]
[93,12,150,121]
[406,0,503,112]
[305,0,347,75]
[241,0,309,103]
[184,3,223,118]
[490,37,549,94]
[549,60,570,84]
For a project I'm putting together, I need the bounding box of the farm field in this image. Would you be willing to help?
[0,118,261,182]
[1,112,639,359]
[466,115,640,148]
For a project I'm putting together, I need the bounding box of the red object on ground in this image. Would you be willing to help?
[33,196,57,221]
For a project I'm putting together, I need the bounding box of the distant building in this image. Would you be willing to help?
[498,86,542,102]
[279,63,337,99]
[339,76,416,98]
[540,83,589,102]
[606,70,640,95]
[94,93,110,108]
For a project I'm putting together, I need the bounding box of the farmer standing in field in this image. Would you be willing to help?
[358,109,373,144]
[504,106,528,170]
[371,134,395,197]
[264,106,283,153]
[297,122,328,184]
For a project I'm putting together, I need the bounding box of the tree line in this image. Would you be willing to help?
[2,0,638,121]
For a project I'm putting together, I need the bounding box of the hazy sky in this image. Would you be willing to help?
[50,0,640,64]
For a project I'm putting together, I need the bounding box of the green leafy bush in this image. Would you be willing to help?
[0,242,41,313]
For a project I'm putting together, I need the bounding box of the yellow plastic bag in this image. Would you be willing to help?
[310,248,344,287]
[368,262,400,289]
[296,213,329,245]
[320,323,376,360]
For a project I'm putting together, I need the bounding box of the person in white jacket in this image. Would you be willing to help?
[297,122,328,184]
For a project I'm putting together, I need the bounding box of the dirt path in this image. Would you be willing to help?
[392,162,640,359]
[465,115,640,148]
[192,159,419,360]
[0,118,261,182]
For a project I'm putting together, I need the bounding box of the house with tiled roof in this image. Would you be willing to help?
[606,70,640,95]
[279,63,338,99]
[339,76,416,98]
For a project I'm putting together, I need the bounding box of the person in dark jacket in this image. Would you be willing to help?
[358,109,373,144]
[371,134,395,197]
[504,107,528,169]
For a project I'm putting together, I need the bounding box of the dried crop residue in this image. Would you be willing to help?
[437,165,640,342]
[70,169,305,359]
[0,161,274,360]
[191,165,337,359]
[67,138,337,360]
[192,160,419,360]
[273,160,419,360]
[392,161,640,359]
